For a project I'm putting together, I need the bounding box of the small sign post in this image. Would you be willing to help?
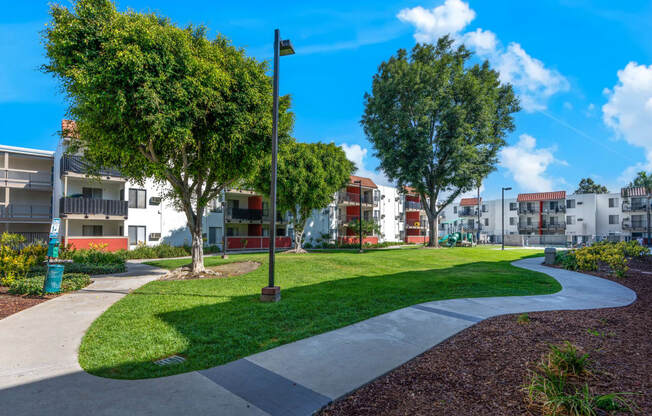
[43,218,63,293]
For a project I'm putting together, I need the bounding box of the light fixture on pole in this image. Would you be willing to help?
[502,187,512,250]
[261,29,295,303]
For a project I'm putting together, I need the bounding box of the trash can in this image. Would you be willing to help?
[44,264,65,293]
[544,247,557,265]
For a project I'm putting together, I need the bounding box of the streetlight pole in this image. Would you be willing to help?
[502,187,512,250]
[222,193,228,259]
[477,184,481,245]
[261,29,294,303]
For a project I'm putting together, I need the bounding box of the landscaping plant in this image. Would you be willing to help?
[9,273,91,296]
[556,241,648,277]
[525,342,637,416]
[0,233,40,286]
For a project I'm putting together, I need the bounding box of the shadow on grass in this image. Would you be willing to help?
[83,258,558,380]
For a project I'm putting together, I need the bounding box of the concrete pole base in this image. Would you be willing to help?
[260,286,281,302]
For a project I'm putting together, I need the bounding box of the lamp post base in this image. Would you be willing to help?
[260,286,281,302]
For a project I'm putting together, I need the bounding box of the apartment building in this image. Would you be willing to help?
[621,187,651,243]
[335,175,381,244]
[403,187,429,244]
[0,145,54,244]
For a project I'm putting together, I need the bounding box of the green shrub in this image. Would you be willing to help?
[558,241,646,277]
[119,243,190,259]
[517,313,530,324]
[8,273,91,295]
[0,233,39,286]
[29,262,126,276]
[555,251,577,270]
[71,246,125,265]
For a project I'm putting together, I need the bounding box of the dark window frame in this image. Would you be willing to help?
[128,225,146,245]
[128,189,147,209]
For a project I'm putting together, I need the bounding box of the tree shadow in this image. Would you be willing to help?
[82,258,558,380]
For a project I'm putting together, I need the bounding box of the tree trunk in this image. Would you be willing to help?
[427,216,439,247]
[292,229,307,253]
[190,213,205,273]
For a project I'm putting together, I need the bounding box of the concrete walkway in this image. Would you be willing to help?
[0,258,636,416]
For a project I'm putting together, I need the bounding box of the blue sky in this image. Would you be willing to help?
[1,0,651,199]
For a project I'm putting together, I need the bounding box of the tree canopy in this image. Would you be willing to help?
[249,139,354,252]
[575,178,608,194]
[361,36,519,246]
[43,0,293,271]
[629,171,652,193]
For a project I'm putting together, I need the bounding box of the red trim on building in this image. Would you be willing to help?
[460,197,481,206]
[517,191,566,202]
[67,237,128,252]
[337,236,378,245]
[349,175,377,189]
[226,236,291,250]
[539,200,543,235]
[406,236,429,244]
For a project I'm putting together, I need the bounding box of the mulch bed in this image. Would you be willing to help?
[160,261,261,280]
[320,259,651,416]
[0,286,51,320]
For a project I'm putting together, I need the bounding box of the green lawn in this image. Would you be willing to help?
[79,247,560,379]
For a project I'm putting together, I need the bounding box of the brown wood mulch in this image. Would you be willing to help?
[320,259,652,416]
[0,286,50,320]
[160,261,261,280]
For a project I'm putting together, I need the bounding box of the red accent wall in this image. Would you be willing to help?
[406,229,421,236]
[248,224,262,236]
[226,236,291,250]
[68,237,128,252]
[406,195,420,202]
[338,236,378,245]
[539,200,543,235]
[406,211,420,221]
[406,236,429,244]
[248,195,263,210]
[347,186,360,194]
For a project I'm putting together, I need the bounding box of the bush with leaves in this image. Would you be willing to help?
[9,273,91,296]
[0,233,39,286]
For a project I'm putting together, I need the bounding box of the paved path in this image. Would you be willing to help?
[0,258,636,416]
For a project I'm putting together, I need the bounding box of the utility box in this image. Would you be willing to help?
[544,247,557,265]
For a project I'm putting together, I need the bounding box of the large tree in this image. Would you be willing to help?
[249,140,354,253]
[361,37,519,246]
[43,0,292,272]
[575,178,608,194]
[629,171,652,192]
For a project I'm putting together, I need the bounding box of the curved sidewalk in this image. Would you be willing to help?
[0,257,636,416]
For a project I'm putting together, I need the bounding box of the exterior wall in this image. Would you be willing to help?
[565,193,597,243]
[596,193,625,240]
[377,185,403,242]
[67,236,128,251]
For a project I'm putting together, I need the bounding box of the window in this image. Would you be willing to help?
[128,189,146,209]
[482,204,487,212]
[527,217,532,226]
[128,225,146,245]
[608,198,618,208]
[208,227,220,245]
[549,201,558,210]
[509,217,516,226]
[82,225,102,236]
[549,216,556,225]
[262,201,269,217]
[484,218,489,226]
[453,206,457,214]
[609,215,619,225]
[566,199,576,209]
[566,215,575,225]
[82,187,102,199]
[509,202,517,211]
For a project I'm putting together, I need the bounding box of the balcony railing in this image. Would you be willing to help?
[518,207,539,214]
[61,155,122,178]
[226,208,284,222]
[459,208,478,216]
[0,204,52,220]
[342,215,377,224]
[622,201,648,212]
[405,200,422,210]
[406,219,427,228]
[338,192,375,205]
[542,206,566,214]
[60,197,128,217]
[1,170,52,189]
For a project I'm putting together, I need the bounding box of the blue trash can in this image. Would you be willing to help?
[44,264,65,293]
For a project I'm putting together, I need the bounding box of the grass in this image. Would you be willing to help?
[79,247,560,379]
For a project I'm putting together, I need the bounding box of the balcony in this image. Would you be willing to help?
[1,170,53,189]
[518,207,539,214]
[406,219,427,229]
[0,204,51,221]
[59,197,128,218]
[459,208,478,217]
[405,200,422,210]
[226,208,285,222]
[60,155,122,178]
[622,201,648,212]
[542,206,566,214]
[624,220,648,231]
[337,192,376,206]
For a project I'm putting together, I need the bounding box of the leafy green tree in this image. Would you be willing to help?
[575,178,608,194]
[629,171,652,192]
[249,140,354,253]
[344,219,381,240]
[361,37,519,246]
[43,0,292,272]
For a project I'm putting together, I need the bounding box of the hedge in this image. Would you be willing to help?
[9,273,91,296]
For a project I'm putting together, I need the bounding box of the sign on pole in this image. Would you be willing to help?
[49,218,61,239]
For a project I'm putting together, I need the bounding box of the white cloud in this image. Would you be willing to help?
[397,1,569,112]
[397,0,475,43]
[499,134,565,192]
[340,143,392,186]
[603,61,652,180]
[563,102,573,110]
